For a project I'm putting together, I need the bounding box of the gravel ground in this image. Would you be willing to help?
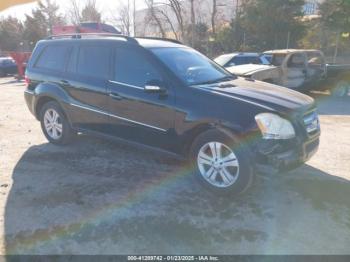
[0,77,349,254]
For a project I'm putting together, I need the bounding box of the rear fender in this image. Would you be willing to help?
[34,82,72,121]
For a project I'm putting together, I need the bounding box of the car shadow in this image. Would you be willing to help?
[310,92,350,115]
[0,78,23,86]
[3,136,350,254]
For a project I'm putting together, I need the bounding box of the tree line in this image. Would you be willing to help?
[0,0,349,60]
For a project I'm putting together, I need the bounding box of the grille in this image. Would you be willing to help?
[303,110,320,135]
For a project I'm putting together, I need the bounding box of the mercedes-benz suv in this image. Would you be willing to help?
[24,34,320,195]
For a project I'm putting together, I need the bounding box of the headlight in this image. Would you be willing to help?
[255,113,295,139]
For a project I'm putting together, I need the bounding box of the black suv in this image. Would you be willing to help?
[24,34,320,195]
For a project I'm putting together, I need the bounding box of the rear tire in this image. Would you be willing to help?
[189,129,254,196]
[40,101,75,145]
[0,69,5,77]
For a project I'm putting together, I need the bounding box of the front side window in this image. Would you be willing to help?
[288,54,305,68]
[151,47,234,85]
[77,45,110,79]
[114,47,162,87]
[35,45,69,71]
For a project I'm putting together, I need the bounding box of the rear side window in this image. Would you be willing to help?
[35,45,69,71]
[114,48,162,87]
[77,45,110,79]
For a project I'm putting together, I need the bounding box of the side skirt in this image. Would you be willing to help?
[75,127,186,161]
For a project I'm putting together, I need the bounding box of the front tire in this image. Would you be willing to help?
[331,80,349,97]
[189,129,254,195]
[40,101,75,145]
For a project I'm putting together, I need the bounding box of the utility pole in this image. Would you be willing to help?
[333,31,340,63]
[133,0,136,36]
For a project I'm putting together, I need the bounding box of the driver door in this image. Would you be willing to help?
[282,53,307,89]
[106,46,176,150]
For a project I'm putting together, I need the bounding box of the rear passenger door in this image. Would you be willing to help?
[64,42,112,132]
[106,46,176,149]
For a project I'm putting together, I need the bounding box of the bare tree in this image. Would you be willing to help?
[167,0,185,40]
[157,8,178,39]
[133,0,136,36]
[67,0,81,25]
[116,0,132,35]
[190,0,195,45]
[81,0,102,22]
[144,0,166,37]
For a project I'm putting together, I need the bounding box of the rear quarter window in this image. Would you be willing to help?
[35,45,70,71]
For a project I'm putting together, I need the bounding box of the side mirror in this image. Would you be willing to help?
[144,80,166,94]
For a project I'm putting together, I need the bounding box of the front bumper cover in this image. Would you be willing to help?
[256,135,320,173]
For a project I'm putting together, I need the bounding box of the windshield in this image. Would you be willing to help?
[214,54,235,66]
[259,55,271,65]
[151,47,235,85]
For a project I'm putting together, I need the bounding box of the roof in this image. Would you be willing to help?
[217,52,260,58]
[42,34,185,49]
[264,49,321,55]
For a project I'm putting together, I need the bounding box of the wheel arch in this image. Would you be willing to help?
[34,82,71,120]
[181,122,243,157]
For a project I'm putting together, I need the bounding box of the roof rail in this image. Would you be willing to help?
[45,33,138,43]
[135,36,182,44]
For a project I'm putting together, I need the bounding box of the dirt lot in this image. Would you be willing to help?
[0,76,350,254]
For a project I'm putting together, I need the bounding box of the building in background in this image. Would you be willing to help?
[303,0,323,15]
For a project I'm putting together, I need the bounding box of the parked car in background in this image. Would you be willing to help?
[221,49,350,96]
[24,34,320,195]
[0,57,17,77]
[214,52,270,67]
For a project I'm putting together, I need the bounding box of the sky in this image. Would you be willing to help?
[0,0,146,23]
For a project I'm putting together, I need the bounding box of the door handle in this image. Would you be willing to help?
[109,93,123,100]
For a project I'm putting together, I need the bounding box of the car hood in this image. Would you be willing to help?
[226,64,276,76]
[199,77,315,113]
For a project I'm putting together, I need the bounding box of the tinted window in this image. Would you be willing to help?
[77,45,110,79]
[115,48,162,87]
[67,46,78,73]
[231,56,260,66]
[35,45,69,71]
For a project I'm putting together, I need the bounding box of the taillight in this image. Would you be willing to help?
[24,75,30,88]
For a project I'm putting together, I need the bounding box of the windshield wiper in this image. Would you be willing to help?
[194,75,236,85]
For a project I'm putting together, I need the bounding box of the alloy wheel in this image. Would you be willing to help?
[197,142,240,188]
[43,108,63,140]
